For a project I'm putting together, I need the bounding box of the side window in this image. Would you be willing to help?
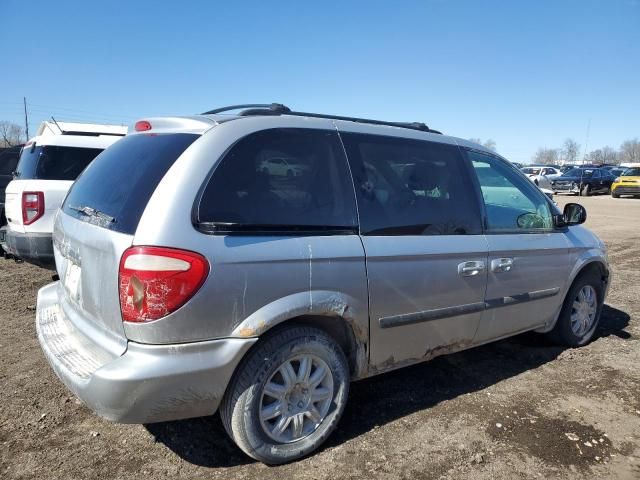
[198,128,358,230]
[467,151,553,232]
[340,132,482,235]
[592,169,601,179]
[37,146,104,180]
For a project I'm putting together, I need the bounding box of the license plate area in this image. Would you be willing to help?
[63,260,82,303]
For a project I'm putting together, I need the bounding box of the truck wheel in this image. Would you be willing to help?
[220,326,349,464]
[580,184,591,196]
[548,271,604,347]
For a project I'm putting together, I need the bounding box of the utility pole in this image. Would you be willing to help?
[23,97,30,140]
[582,118,591,165]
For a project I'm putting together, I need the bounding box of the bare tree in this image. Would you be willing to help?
[468,138,497,151]
[0,121,26,147]
[585,146,619,165]
[532,147,560,165]
[619,138,640,164]
[561,138,580,164]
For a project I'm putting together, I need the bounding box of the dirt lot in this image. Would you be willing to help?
[1,195,639,480]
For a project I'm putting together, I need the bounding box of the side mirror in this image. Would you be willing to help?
[554,203,587,227]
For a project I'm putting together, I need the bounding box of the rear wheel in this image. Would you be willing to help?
[548,271,604,347]
[220,326,349,464]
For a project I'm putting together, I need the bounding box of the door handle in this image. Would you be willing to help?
[458,261,486,277]
[491,257,514,273]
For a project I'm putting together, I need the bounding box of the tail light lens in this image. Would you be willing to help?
[22,191,45,225]
[119,246,209,323]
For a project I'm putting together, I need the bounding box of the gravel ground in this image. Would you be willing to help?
[1,195,639,480]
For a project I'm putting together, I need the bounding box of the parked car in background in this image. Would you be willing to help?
[36,103,609,464]
[551,167,615,196]
[611,167,640,198]
[258,157,309,177]
[3,121,126,268]
[608,167,628,179]
[0,145,23,252]
[521,166,562,189]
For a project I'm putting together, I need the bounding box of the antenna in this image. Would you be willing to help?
[23,97,29,139]
[50,116,65,134]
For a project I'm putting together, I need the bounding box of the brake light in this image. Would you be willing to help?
[22,191,45,225]
[135,120,152,132]
[119,246,209,323]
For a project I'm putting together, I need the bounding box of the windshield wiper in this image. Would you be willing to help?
[69,205,115,223]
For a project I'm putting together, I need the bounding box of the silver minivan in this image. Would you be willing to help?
[36,104,609,464]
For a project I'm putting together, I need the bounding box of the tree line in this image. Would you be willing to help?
[533,138,640,165]
[0,121,26,148]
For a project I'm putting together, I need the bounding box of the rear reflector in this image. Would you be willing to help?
[22,191,45,225]
[119,246,209,323]
[134,120,152,132]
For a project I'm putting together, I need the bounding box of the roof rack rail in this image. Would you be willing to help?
[201,103,291,115]
[281,111,442,134]
[201,103,442,134]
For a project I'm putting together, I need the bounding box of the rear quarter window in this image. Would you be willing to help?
[15,145,103,180]
[63,133,198,234]
[197,128,358,233]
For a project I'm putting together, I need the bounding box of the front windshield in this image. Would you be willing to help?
[622,167,640,176]
[564,168,594,177]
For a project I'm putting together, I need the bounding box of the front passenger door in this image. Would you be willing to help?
[466,151,572,342]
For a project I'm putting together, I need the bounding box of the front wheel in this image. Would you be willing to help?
[220,326,349,464]
[548,271,604,347]
[611,190,620,198]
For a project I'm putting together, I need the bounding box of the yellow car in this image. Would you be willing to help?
[611,167,640,198]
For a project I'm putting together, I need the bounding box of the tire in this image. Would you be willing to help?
[611,190,620,198]
[220,326,349,464]
[548,270,604,347]
[580,184,591,196]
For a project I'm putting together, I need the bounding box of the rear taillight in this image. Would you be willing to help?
[119,246,209,323]
[22,191,45,225]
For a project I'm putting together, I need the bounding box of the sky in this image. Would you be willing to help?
[1,0,639,163]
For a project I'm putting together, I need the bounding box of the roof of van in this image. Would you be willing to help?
[128,108,500,159]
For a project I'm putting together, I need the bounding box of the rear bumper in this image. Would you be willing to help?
[5,229,55,269]
[612,185,640,195]
[36,282,257,424]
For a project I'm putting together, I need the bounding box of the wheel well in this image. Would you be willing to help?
[574,261,609,290]
[282,315,362,377]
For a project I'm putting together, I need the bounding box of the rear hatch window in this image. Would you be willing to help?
[15,145,104,180]
[62,133,199,234]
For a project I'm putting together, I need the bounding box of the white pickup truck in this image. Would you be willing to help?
[3,121,126,268]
